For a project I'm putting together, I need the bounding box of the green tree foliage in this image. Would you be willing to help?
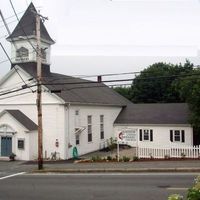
[176,68,200,128]
[114,60,200,129]
[130,60,194,103]
[114,86,132,101]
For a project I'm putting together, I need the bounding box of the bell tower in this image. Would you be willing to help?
[6,3,55,67]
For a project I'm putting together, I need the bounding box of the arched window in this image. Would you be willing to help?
[0,124,15,134]
[16,47,29,61]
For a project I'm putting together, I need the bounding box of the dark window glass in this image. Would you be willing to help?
[174,130,180,142]
[143,130,149,140]
[18,139,25,149]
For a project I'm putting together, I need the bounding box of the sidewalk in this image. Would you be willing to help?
[32,160,200,173]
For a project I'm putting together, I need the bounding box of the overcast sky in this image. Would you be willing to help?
[1,0,200,79]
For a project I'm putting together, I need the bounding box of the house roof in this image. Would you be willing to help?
[3,110,38,131]
[14,62,130,106]
[114,103,190,125]
[7,3,54,44]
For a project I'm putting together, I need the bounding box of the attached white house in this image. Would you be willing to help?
[114,103,193,148]
[0,3,194,160]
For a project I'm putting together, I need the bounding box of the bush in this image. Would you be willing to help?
[133,156,139,161]
[106,137,117,151]
[168,176,200,200]
[122,156,130,162]
[91,155,101,162]
[187,188,200,200]
[9,153,16,161]
[168,194,183,200]
[107,156,112,161]
[187,176,200,200]
[164,155,170,160]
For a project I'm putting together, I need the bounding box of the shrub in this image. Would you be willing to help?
[181,152,186,159]
[122,156,130,162]
[168,176,200,200]
[91,155,101,162]
[9,153,16,161]
[168,194,183,200]
[187,176,200,200]
[107,155,112,161]
[133,156,139,161]
[164,155,170,160]
[187,188,200,200]
[106,137,117,151]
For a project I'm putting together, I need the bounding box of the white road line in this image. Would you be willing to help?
[0,172,26,180]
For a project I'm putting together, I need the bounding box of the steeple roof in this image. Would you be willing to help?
[7,3,54,44]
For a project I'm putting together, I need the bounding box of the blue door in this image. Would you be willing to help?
[1,137,12,156]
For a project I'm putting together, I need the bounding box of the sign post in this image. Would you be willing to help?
[117,129,138,162]
[117,141,119,162]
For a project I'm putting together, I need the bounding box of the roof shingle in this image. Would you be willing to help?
[5,110,37,131]
[16,62,130,106]
[7,3,54,44]
[114,103,190,125]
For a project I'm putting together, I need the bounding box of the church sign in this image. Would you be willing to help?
[118,129,138,143]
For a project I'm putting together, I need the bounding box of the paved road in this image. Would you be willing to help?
[0,161,35,178]
[0,173,197,200]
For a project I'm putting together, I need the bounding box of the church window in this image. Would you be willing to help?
[41,48,47,60]
[16,47,29,61]
[16,47,29,58]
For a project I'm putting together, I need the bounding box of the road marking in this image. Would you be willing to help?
[167,187,188,191]
[0,172,26,180]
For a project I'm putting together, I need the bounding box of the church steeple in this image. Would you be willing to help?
[7,3,55,66]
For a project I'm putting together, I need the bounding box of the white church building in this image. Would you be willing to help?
[0,3,193,160]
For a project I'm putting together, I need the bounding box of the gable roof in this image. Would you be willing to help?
[14,62,130,106]
[7,3,54,44]
[1,110,38,131]
[114,103,190,125]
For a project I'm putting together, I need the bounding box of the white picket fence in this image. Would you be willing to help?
[137,145,200,159]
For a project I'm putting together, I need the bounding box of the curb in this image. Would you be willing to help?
[32,168,200,173]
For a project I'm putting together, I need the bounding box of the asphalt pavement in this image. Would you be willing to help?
[0,173,197,200]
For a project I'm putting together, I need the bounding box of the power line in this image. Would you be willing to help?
[0,90,35,101]
[0,20,35,30]
[45,65,200,82]
[0,19,17,29]
[0,35,8,39]
[0,10,34,93]
[0,49,36,64]
[0,10,25,24]
[41,71,200,86]
[0,72,200,99]
[0,78,35,94]
[9,0,39,55]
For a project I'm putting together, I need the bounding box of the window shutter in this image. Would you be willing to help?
[170,130,173,142]
[139,129,143,141]
[150,130,153,141]
[181,130,185,143]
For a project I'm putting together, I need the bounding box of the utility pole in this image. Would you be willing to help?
[35,11,47,170]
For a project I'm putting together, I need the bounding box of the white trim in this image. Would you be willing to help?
[114,123,191,127]
[0,111,29,132]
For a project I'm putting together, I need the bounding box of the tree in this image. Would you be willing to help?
[176,68,200,128]
[114,86,132,101]
[130,60,194,103]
